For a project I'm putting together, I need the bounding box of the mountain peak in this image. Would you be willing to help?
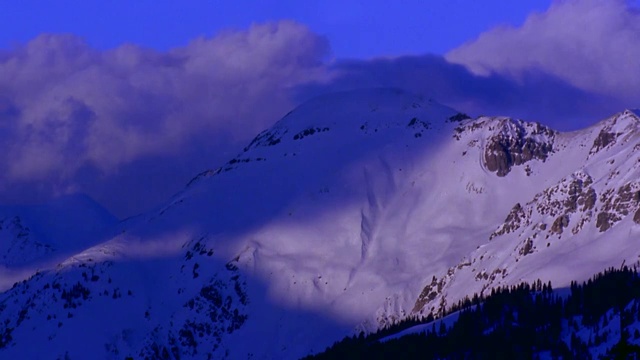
[623,108,640,118]
[588,108,640,131]
[188,88,464,186]
[273,87,459,132]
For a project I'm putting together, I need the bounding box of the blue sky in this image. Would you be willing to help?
[1,0,640,217]
[1,0,552,58]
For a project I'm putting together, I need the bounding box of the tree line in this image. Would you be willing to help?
[305,266,640,359]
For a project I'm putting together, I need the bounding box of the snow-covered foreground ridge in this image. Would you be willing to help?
[2,88,640,359]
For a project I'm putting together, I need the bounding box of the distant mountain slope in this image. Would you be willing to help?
[1,88,640,359]
[0,194,118,288]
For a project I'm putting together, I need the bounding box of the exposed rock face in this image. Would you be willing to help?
[490,203,527,240]
[634,208,640,224]
[293,126,330,140]
[412,276,444,313]
[483,120,555,176]
[595,212,615,232]
[490,177,640,237]
[590,130,618,154]
[447,112,471,123]
[550,215,569,234]
[588,109,640,156]
[519,238,534,256]
[412,166,640,320]
[407,117,432,138]
[594,183,640,232]
[487,172,596,243]
[243,125,288,152]
[495,172,602,241]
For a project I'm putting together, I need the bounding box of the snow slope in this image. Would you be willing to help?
[1,89,640,359]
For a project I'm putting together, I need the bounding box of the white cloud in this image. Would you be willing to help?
[446,0,640,101]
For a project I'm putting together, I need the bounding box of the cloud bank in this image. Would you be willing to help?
[0,21,329,216]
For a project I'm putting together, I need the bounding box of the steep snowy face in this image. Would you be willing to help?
[411,109,640,320]
[1,88,639,360]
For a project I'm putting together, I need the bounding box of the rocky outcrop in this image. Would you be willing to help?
[412,276,445,314]
[293,126,330,140]
[484,120,555,176]
[588,109,640,156]
[447,112,471,123]
[550,215,569,234]
[490,203,528,240]
[518,238,535,256]
[594,183,640,232]
[590,130,618,155]
[243,126,288,152]
[634,208,640,224]
[407,117,432,138]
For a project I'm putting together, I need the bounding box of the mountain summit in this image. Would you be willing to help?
[1,89,640,359]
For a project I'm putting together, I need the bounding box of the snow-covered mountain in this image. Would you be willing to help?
[1,88,640,359]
